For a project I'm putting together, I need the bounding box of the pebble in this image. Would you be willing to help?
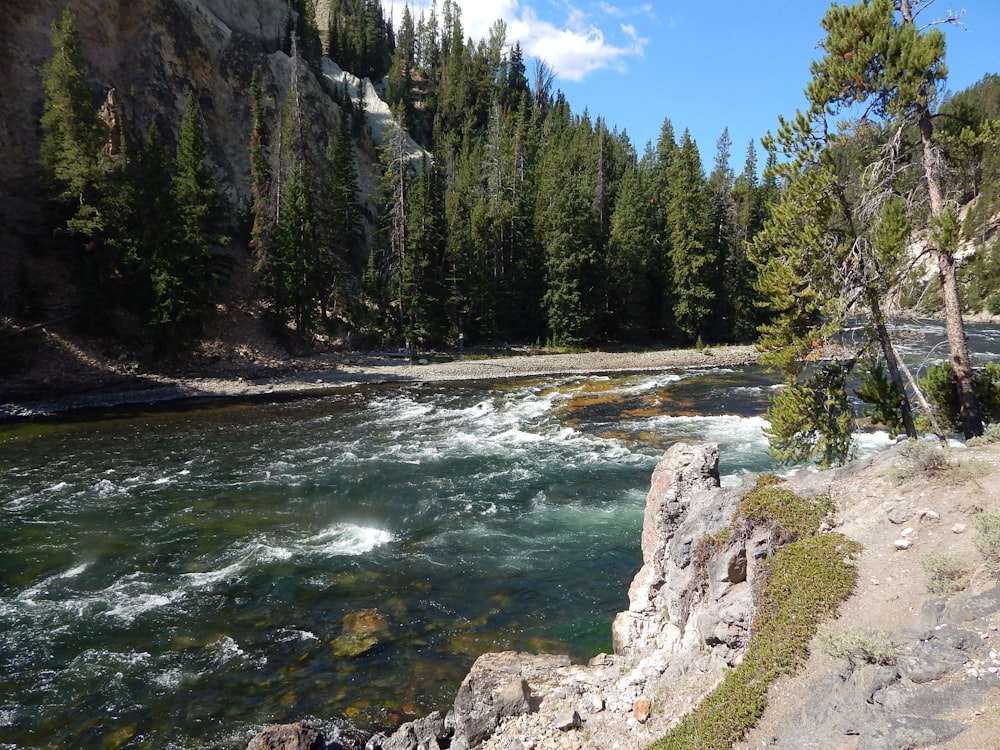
[894,538,913,550]
[952,523,967,534]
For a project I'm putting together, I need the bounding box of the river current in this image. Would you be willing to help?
[1,321,995,749]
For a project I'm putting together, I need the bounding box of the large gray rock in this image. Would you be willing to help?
[612,442,748,660]
[246,722,323,750]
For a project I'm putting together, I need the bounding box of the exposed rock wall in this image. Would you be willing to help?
[0,0,423,316]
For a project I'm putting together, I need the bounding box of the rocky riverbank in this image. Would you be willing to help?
[250,439,1000,750]
[0,344,757,420]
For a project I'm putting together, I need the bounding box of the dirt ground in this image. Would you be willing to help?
[735,441,1000,750]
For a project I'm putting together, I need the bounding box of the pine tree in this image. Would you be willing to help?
[705,128,738,339]
[39,7,106,237]
[163,96,225,340]
[607,164,658,341]
[807,0,982,437]
[666,130,713,343]
[277,162,321,332]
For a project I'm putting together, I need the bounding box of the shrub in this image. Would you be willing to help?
[738,484,833,542]
[974,510,1000,576]
[921,361,1000,432]
[920,552,971,594]
[967,423,1000,446]
[817,627,897,665]
[987,293,1000,316]
[895,439,948,477]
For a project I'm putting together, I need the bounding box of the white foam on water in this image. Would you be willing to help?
[212,636,246,665]
[853,430,894,458]
[103,587,177,622]
[93,478,124,498]
[180,557,248,589]
[16,561,92,604]
[276,627,319,643]
[301,523,395,557]
[153,667,188,690]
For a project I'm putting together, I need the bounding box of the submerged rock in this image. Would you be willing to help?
[332,609,390,659]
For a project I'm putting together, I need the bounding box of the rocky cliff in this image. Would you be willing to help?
[0,0,421,319]
[349,442,778,750]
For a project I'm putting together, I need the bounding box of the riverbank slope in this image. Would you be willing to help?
[0,335,757,419]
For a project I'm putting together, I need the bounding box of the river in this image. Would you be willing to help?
[0,320,994,749]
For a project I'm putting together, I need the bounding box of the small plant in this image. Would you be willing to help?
[817,627,897,665]
[973,510,1000,576]
[692,527,732,571]
[895,439,948,478]
[920,551,971,594]
[738,482,833,542]
[967,423,1000,446]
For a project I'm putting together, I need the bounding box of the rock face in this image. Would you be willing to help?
[611,441,744,659]
[0,0,424,317]
[371,442,769,750]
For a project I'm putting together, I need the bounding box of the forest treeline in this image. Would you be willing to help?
[26,0,1000,450]
[29,0,779,352]
[34,0,1000,352]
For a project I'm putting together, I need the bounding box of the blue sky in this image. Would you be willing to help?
[392,1,1000,166]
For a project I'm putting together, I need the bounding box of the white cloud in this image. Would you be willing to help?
[390,0,648,82]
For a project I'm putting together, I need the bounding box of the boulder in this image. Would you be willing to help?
[448,652,565,750]
[374,711,447,750]
[332,608,390,658]
[246,722,322,750]
[612,442,745,659]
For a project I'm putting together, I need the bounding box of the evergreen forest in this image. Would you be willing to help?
[19,0,1000,455]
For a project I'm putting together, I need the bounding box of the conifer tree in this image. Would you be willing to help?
[607,164,658,341]
[39,7,107,238]
[666,130,713,343]
[163,96,225,340]
[705,128,738,339]
[807,0,982,437]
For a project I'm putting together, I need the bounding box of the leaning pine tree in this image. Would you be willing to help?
[806,0,983,438]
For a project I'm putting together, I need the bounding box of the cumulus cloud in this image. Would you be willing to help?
[392,0,649,82]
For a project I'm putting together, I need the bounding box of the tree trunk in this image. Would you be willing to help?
[919,109,983,437]
[869,294,917,439]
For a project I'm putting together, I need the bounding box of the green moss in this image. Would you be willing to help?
[648,478,859,750]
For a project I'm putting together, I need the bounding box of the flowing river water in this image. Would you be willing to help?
[1,321,997,749]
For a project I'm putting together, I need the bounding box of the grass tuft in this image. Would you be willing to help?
[817,627,897,665]
[920,551,971,594]
[974,510,1000,576]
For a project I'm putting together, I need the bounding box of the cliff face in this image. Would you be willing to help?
[0,0,423,321]
[346,441,1000,750]
[357,442,767,750]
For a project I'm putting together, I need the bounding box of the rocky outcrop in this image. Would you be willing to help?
[611,441,744,659]
[246,722,323,750]
[0,0,423,317]
[367,442,773,750]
